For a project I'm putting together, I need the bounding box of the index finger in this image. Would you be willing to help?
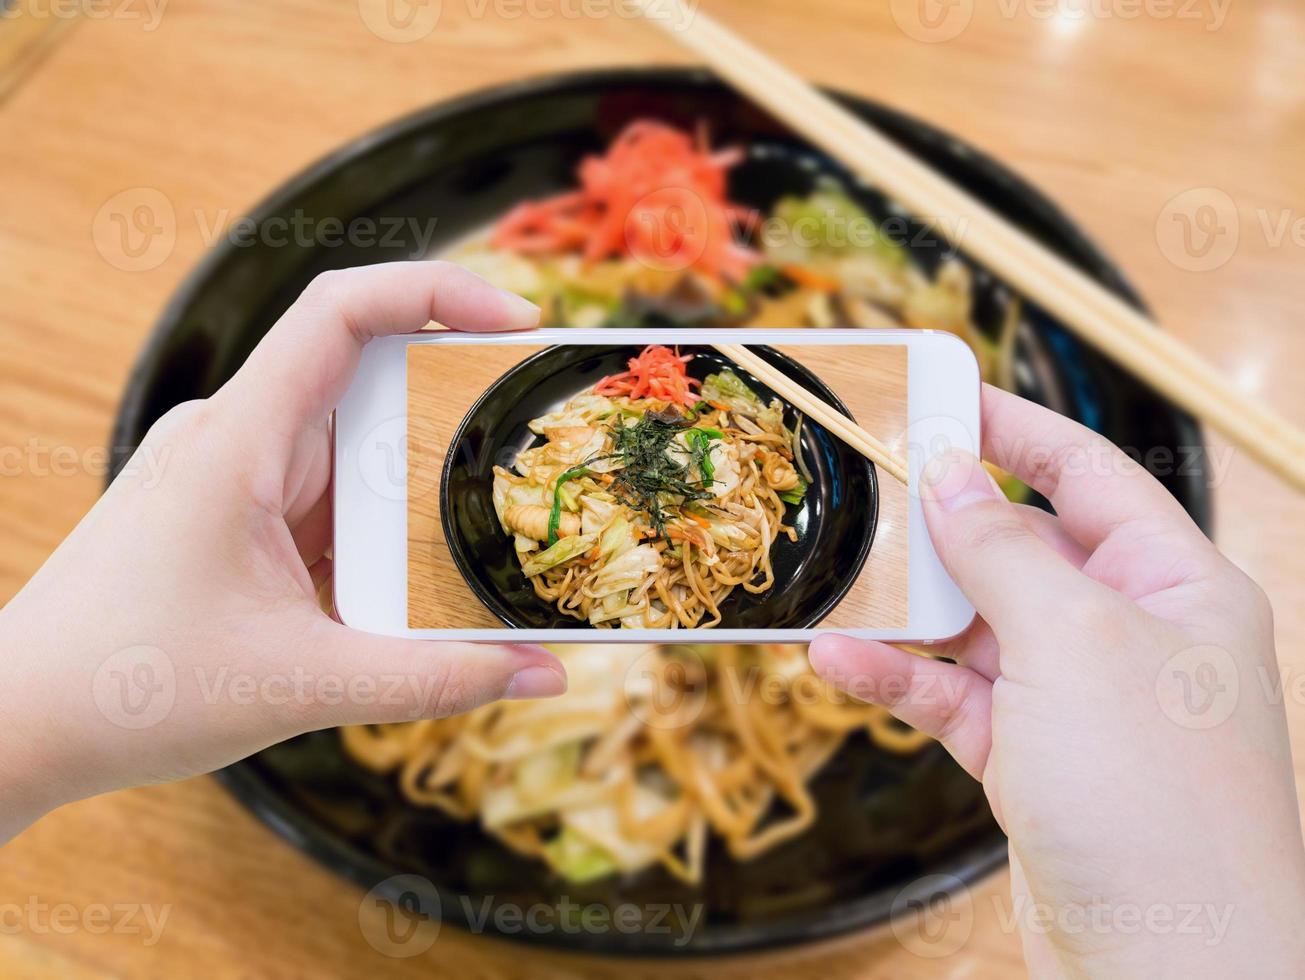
[981,384,1203,550]
[223,260,540,432]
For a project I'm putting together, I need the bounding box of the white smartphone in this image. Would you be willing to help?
[334,329,978,643]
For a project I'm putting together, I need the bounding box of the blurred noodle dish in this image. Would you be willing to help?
[342,644,929,884]
[446,119,1017,379]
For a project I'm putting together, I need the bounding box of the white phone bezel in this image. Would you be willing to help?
[334,329,978,643]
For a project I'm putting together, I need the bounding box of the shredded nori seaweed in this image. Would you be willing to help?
[602,411,713,538]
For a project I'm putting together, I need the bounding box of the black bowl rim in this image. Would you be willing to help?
[436,342,879,631]
[108,65,1209,957]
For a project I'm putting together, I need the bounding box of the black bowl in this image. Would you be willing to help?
[109,68,1213,956]
[439,344,877,630]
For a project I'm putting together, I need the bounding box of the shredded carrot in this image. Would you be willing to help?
[594,344,702,407]
[686,512,712,529]
[491,120,759,283]
[780,263,841,293]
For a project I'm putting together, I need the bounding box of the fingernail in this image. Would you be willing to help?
[496,288,542,328]
[921,449,1000,512]
[504,664,567,700]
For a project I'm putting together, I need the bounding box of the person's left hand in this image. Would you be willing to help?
[0,261,566,842]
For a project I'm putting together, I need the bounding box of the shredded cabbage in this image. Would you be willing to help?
[515,742,581,806]
[591,544,660,597]
[598,514,635,560]
[520,533,598,578]
[541,828,619,883]
[700,368,760,410]
[527,394,615,434]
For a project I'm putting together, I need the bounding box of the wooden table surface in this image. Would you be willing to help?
[1,0,1302,976]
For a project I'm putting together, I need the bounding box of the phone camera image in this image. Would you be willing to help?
[406,341,910,632]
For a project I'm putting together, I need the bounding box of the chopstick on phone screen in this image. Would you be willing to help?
[715,344,910,486]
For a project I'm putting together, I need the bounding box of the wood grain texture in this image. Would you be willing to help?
[408,342,547,629]
[0,2,80,103]
[1,0,1303,977]
[406,343,908,629]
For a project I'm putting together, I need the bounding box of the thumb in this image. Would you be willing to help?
[296,617,567,727]
[920,449,1094,639]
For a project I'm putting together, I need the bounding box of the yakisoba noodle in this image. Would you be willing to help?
[492,345,808,629]
[342,644,930,884]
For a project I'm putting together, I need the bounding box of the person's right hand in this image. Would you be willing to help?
[810,385,1305,977]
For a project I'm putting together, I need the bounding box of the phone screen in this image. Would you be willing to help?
[406,340,909,632]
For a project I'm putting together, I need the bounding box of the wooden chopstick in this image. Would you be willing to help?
[635,0,1305,494]
[715,343,910,485]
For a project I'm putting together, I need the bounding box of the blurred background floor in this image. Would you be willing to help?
[1,0,1303,976]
